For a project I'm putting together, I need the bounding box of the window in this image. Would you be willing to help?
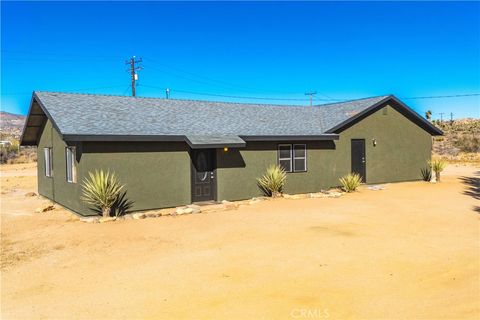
[293,144,307,172]
[44,147,52,177]
[278,144,307,172]
[278,144,292,172]
[66,147,77,183]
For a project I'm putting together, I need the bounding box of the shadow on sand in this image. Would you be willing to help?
[459,171,479,214]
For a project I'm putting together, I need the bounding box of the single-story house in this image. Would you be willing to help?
[21,91,442,216]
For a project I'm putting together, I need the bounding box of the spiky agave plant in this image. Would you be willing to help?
[339,173,362,192]
[428,159,447,182]
[257,164,287,197]
[81,170,125,217]
[420,166,432,182]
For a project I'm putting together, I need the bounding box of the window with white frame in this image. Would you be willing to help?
[44,147,53,177]
[278,144,292,172]
[66,147,77,183]
[278,144,307,172]
[293,144,307,172]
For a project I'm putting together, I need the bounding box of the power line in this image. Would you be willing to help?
[139,84,313,102]
[402,93,480,99]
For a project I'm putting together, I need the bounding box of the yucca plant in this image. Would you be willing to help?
[81,170,125,217]
[339,173,362,192]
[428,159,447,182]
[257,164,287,197]
[420,166,432,182]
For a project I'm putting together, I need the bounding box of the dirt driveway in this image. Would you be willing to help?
[1,163,479,319]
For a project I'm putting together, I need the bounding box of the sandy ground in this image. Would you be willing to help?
[1,163,479,320]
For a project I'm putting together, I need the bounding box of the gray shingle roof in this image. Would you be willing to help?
[31,91,389,138]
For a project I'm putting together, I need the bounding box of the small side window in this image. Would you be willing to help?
[66,147,77,183]
[44,147,53,177]
[278,144,292,172]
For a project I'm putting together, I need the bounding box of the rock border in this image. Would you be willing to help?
[79,190,344,223]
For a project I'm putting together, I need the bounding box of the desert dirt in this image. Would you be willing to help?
[1,163,479,319]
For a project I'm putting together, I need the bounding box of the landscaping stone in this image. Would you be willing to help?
[35,203,55,213]
[248,199,262,205]
[80,217,99,223]
[183,208,194,214]
[24,192,37,197]
[132,213,146,219]
[145,211,161,218]
[222,200,239,210]
[122,214,134,220]
[99,217,116,223]
[175,207,188,215]
[367,185,386,191]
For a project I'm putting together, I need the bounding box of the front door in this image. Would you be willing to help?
[351,139,366,183]
[191,149,216,202]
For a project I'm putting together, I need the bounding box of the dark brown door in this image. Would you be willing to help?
[351,139,366,183]
[191,149,216,202]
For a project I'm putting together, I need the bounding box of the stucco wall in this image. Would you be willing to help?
[37,120,54,199]
[36,103,432,216]
[216,104,432,201]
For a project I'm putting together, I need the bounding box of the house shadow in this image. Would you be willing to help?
[459,171,479,214]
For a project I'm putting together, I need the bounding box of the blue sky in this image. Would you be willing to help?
[1,1,479,119]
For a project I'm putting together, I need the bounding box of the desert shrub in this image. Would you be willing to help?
[428,159,447,182]
[257,164,287,197]
[339,173,362,192]
[0,145,37,164]
[453,135,479,153]
[81,170,125,217]
[420,166,432,182]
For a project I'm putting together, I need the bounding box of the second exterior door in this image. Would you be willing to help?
[351,139,366,183]
[191,149,216,202]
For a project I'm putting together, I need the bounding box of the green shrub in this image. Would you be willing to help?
[81,170,125,217]
[257,164,287,197]
[339,173,362,192]
[420,166,432,182]
[428,159,447,182]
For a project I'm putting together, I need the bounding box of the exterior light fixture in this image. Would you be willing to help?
[372,139,377,147]
[224,147,229,152]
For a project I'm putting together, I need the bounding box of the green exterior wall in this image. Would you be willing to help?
[36,120,54,199]
[216,104,432,201]
[36,104,432,216]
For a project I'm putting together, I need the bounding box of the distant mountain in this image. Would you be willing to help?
[1,112,26,139]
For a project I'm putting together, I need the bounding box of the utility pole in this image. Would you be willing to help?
[439,112,444,122]
[125,56,143,97]
[305,91,317,107]
[450,112,454,123]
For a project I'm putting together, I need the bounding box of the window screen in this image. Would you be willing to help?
[66,147,77,183]
[278,145,292,172]
[44,148,52,177]
[293,144,307,172]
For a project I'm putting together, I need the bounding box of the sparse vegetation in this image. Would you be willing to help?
[433,119,480,164]
[81,170,125,217]
[339,173,362,192]
[420,166,432,182]
[257,164,287,197]
[429,159,447,182]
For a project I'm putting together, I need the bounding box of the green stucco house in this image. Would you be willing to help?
[20,92,442,216]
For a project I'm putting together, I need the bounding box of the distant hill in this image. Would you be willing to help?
[433,118,479,163]
[1,112,26,139]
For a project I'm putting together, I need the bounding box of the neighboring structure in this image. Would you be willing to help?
[21,92,442,216]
